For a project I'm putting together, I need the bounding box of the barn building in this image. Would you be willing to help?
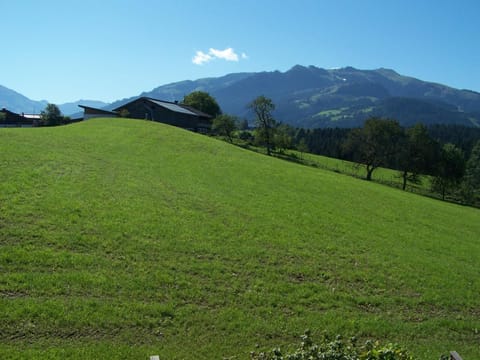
[112,97,212,132]
[78,105,118,120]
[0,108,35,127]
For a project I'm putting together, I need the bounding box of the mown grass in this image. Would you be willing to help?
[296,151,432,193]
[250,145,430,194]
[0,118,479,359]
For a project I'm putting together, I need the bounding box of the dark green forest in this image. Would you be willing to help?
[290,122,480,205]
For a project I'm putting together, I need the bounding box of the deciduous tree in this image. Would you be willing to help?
[461,140,480,205]
[343,117,403,180]
[398,123,439,190]
[40,103,64,126]
[249,95,276,155]
[182,91,221,118]
[431,143,465,200]
[212,114,237,142]
[238,118,249,130]
[297,138,309,159]
[273,124,293,153]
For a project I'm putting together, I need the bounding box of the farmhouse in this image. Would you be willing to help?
[0,108,36,127]
[113,97,212,132]
[78,105,118,120]
[23,113,41,124]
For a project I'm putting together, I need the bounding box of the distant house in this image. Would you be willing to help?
[78,105,118,120]
[113,97,212,132]
[23,113,41,126]
[0,108,35,127]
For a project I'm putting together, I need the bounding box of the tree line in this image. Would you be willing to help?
[298,119,480,205]
[199,93,480,207]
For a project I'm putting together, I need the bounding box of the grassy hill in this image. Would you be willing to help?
[0,119,479,359]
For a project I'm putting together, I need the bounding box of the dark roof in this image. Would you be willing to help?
[146,98,198,116]
[1,108,20,116]
[0,108,34,125]
[78,105,118,115]
[113,97,212,118]
[179,103,213,118]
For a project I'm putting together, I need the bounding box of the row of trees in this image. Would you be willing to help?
[292,124,480,169]
[323,117,479,204]
[194,91,479,206]
[342,118,473,199]
[301,117,479,205]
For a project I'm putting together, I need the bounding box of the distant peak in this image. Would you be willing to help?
[289,65,308,71]
[376,67,399,75]
[327,66,361,73]
[288,65,326,74]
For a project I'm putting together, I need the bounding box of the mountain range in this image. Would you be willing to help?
[0,85,48,115]
[0,85,107,118]
[3,65,480,128]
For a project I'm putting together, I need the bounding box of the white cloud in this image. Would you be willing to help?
[192,47,248,65]
[192,51,213,65]
[209,48,238,61]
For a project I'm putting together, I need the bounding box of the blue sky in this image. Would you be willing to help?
[1,0,479,104]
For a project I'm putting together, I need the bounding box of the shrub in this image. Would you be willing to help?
[250,330,414,360]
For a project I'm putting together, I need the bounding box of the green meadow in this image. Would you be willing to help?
[297,151,432,194]
[0,119,479,359]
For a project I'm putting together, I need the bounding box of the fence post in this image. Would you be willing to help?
[450,351,463,360]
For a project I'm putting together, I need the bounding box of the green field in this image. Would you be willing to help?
[296,151,432,194]
[1,119,479,359]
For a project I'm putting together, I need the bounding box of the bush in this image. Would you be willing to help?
[250,330,414,360]
[238,130,254,143]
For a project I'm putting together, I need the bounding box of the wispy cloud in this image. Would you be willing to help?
[192,47,248,65]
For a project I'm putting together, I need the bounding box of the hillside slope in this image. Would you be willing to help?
[0,119,479,359]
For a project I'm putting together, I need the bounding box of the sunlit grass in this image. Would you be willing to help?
[0,119,479,359]
[291,150,433,194]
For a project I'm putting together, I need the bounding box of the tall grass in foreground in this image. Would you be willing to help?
[0,119,479,359]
